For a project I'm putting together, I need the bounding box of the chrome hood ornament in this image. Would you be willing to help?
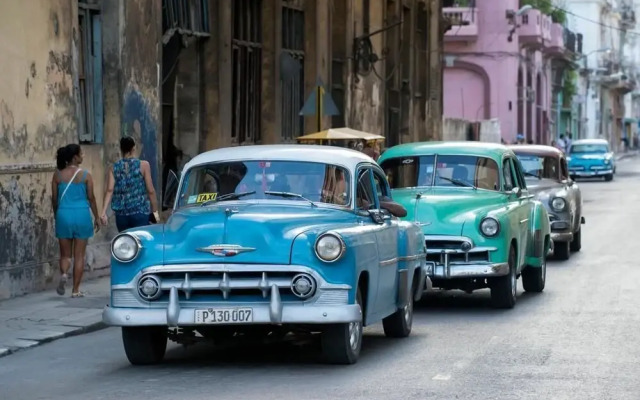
[196,244,256,257]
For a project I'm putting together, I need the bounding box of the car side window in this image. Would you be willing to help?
[356,168,377,211]
[560,158,569,180]
[511,158,527,190]
[502,159,517,191]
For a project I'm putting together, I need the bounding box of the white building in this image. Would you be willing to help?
[565,0,636,149]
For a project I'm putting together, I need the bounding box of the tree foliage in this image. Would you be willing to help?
[520,0,567,24]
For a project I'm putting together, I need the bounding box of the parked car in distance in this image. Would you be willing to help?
[567,138,616,181]
[378,142,551,309]
[103,145,427,365]
[511,145,585,260]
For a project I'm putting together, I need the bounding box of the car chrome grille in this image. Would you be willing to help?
[424,236,494,265]
[141,271,301,303]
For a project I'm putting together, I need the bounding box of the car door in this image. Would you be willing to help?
[560,156,580,231]
[371,167,399,315]
[503,157,529,270]
[511,157,534,269]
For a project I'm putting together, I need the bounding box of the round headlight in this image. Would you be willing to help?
[138,275,161,300]
[111,234,140,262]
[480,217,500,237]
[551,197,566,211]
[315,233,345,262]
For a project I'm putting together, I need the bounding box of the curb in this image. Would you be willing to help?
[616,152,639,161]
[0,321,107,359]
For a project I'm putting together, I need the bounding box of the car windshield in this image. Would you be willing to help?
[515,154,559,180]
[570,144,608,154]
[380,155,500,191]
[176,161,351,208]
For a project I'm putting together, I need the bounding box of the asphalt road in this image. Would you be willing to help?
[2,157,639,400]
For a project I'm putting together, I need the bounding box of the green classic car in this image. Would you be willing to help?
[378,142,552,309]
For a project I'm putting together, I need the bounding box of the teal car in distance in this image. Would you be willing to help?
[567,138,616,181]
[378,142,552,309]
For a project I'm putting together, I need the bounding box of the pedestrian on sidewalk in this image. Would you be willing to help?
[52,144,101,298]
[100,137,160,231]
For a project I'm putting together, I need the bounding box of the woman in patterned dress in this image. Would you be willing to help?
[100,137,160,231]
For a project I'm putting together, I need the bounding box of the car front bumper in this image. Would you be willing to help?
[425,261,509,279]
[569,168,612,177]
[103,264,361,327]
[103,301,362,327]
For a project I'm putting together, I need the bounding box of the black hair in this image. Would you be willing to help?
[55,144,81,170]
[120,136,136,155]
[56,146,69,170]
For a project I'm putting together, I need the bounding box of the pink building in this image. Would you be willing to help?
[443,1,571,144]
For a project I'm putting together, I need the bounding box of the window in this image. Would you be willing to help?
[356,169,376,211]
[560,158,569,181]
[372,170,390,200]
[281,4,305,141]
[177,161,351,208]
[503,159,517,191]
[232,0,262,144]
[78,1,103,143]
[511,158,528,190]
[515,154,560,180]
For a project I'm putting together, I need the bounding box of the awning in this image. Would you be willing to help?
[296,127,385,141]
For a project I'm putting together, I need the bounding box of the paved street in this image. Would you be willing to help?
[1,156,639,400]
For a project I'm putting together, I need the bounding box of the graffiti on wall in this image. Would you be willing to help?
[122,88,159,190]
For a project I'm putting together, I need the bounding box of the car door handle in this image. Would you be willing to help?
[520,219,529,224]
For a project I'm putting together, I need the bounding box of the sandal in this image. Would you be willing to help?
[71,291,86,298]
[56,274,68,296]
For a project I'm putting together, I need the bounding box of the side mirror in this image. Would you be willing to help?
[381,200,408,218]
[510,187,522,198]
[368,209,385,224]
[565,179,574,187]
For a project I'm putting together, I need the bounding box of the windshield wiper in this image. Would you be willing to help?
[523,171,541,180]
[265,191,317,207]
[438,176,476,189]
[200,191,256,207]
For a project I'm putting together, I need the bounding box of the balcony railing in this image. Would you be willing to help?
[550,23,564,48]
[443,7,479,42]
[620,8,636,30]
[519,9,550,48]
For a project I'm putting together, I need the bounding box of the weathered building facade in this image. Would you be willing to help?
[0,0,445,299]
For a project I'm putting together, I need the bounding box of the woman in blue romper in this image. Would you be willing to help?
[100,137,160,231]
[52,144,101,297]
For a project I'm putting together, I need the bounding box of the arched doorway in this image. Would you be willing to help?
[443,61,490,121]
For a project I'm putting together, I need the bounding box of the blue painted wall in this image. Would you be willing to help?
[123,88,159,190]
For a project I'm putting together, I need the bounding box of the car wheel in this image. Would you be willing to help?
[321,289,363,364]
[522,255,546,293]
[122,326,167,365]
[382,280,415,338]
[570,229,582,252]
[490,246,517,309]
[605,174,613,182]
[554,240,570,260]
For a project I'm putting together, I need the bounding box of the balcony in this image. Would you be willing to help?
[544,23,566,58]
[443,7,479,42]
[518,9,551,48]
[620,7,636,30]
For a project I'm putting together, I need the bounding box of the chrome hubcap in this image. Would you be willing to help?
[348,321,362,351]
[403,301,413,325]
[511,270,517,298]
[541,259,546,283]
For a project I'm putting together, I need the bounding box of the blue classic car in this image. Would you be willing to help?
[568,138,616,181]
[103,145,427,365]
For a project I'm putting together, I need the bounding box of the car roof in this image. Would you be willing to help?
[379,141,512,161]
[183,144,376,172]
[571,138,609,145]
[509,145,563,157]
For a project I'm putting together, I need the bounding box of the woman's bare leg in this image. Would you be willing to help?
[57,239,72,295]
[71,238,87,294]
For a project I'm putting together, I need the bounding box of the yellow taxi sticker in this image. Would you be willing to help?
[195,192,217,203]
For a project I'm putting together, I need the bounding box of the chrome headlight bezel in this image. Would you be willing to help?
[550,197,566,212]
[111,233,141,263]
[480,217,500,238]
[314,233,346,263]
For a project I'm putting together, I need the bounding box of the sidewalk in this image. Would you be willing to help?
[616,150,639,161]
[0,276,110,358]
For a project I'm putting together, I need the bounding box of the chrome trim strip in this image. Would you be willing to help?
[425,247,497,255]
[425,261,509,278]
[520,219,529,224]
[424,235,474,246]
[379,253,426,267]
[379,258,397,267]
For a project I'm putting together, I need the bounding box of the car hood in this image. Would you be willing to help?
[162,202,355,265]
[526,178,567,204]
[569,153,606,161]
[391,187,507,236]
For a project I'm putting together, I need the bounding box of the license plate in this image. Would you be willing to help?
[194,308,253,324]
